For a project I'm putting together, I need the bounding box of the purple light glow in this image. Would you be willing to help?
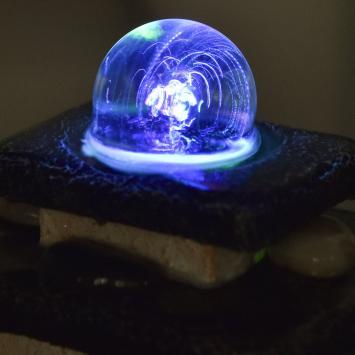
[83,19,259,173]
[83,127,260,174]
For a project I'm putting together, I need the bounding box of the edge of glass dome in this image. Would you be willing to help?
[95,18,254,70]
[86,19,260,174]
[82,127,261,174]
[92,18,257,113]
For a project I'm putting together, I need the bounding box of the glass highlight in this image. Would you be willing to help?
[83,19,259,173]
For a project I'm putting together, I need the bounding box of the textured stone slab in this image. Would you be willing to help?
[0,104,354,251]
[0,211,354,354]
[0,333,83,355]
[40,208,252,288]
[0,248,355,355]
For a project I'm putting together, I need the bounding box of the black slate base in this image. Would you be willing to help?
[0,103,354,251]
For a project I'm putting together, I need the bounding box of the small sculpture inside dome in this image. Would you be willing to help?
[145,79,198,152]
[83,19,260,173]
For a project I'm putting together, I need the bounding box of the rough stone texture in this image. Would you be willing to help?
[0,210,354,355]
[0,104,354,251]
[0,228,354,354]
[40,208,252,289]
[0,333,84,355]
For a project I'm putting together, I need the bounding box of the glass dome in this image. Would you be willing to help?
[83,19,260,173]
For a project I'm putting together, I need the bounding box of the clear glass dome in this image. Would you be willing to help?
[83,19,260,173]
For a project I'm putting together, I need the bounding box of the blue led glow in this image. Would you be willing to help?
[83,19,259,173]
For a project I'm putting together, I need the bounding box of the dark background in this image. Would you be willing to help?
[1,0,354,140]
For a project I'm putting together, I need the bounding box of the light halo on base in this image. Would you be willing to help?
[82,128,261,174]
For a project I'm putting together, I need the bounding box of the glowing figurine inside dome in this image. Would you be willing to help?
[83,19,260,173]
[145,79,198,151]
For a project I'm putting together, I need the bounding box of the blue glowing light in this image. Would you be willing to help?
[83,19,259,173]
